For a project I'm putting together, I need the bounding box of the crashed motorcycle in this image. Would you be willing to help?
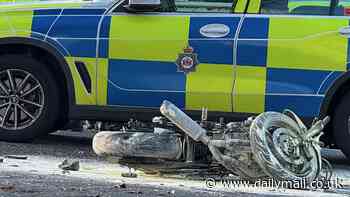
[92,100,330,182]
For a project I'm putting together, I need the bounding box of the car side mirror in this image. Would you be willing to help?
[124,0,161,12]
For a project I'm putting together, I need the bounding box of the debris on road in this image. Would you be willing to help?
[5,155,28,160]
[0,157,3,163]
[121,172,138,178]
[114,183,127,189]
[0,185,15,192]
[58,159,80,171]
[121,168,138,178]
[168,190,175,195]
[0,131,348,196]
[62,170,70,175]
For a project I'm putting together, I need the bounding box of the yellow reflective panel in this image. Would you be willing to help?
[0,2,83,10]
[0,14,12,37]
[109,15,190,62]
[234,0,248,13]
[268,17,348,71]
[234,66,266,113]
[6,11,33,37]
[66,57,97,105]
[97,58,109,106]
[247,0,261,13]
[288,1,330,12]
[186,63,234,112]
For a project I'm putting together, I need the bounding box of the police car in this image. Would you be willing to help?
[1,0,350,157]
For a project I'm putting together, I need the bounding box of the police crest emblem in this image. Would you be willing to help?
[176,46,199,74]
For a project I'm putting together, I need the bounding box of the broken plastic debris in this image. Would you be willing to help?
[121,172,138,178]
[58,159,80,171]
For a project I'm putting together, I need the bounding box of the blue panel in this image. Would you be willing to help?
[266,68,331,94]
[189,40,233,64]
[57,39,96,57]
[99,39,109,58]
[49,15,101,38]
[34,9,61,15]
[61,9,105,15]
[108,59,185,90]
[98,16,111,58]
[265,95,323,117]
[237,40,267,66]
[188,17,237,65]
[107,87,185,108]
[46,37,69,56]
[49,14,101,57]
[107,59,186,108]
[239,17,269,39]
[99,16,111,38]
[31,15,57,37]
[318,71,343,94]
[189,16,240,39]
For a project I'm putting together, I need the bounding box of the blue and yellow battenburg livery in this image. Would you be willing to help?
[0,0,349,118]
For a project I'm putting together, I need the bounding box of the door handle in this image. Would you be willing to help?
[200,24,230,38]
[339,26,350,36]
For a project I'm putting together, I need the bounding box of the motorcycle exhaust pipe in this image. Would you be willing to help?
[160,100,209,144]
[93,131,183,160]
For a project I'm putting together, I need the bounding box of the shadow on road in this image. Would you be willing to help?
[35,131,92,146]
[0,131,96,159]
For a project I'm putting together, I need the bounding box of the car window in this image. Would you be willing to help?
[113,0,236,13]
[0,0,115,6]
[160,0,235,13]
[334,0,350,15]
[260,0,332,15]
[338,0,350,7]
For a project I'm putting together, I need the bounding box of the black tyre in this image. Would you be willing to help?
[0,54,60,142]
[333,91,350,158]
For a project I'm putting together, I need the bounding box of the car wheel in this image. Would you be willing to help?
[0,55,60,142]
[333,91,350,158]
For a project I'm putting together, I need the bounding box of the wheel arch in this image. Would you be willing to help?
[0,37,76,120]
[319,71,350,145]
[320,71,350,118]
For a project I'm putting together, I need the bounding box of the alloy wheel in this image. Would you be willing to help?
[0,69,44,130]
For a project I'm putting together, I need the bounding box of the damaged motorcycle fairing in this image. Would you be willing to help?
[92,100,330,182]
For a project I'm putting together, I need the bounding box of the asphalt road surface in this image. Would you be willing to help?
[0,131,350,197]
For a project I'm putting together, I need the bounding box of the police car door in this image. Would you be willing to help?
[98,0,242,112]
[234,0,349,117]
